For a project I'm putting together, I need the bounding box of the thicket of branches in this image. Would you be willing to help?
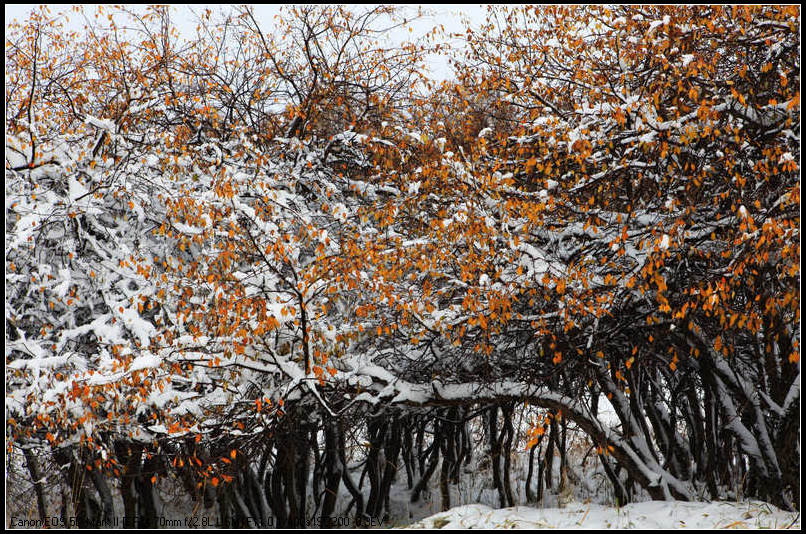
[6,5,800,527]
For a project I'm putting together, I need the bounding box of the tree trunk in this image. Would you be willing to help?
[22,446,49,522]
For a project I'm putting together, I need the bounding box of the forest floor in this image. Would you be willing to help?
[405,500,801,529]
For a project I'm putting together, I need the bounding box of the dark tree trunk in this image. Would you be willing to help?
[525,435,541,502]
[320,420,342,528]
[502,405,516,507]
[487,406,506,507]
[22,446,49,522]
[411,431,440,503]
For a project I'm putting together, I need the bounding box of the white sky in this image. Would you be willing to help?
[5,4,491,80]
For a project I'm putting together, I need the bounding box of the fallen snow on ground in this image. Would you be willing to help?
[405,500,800,529]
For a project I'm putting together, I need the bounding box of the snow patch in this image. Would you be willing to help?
[407,500,799,529]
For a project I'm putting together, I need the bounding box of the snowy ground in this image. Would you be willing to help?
[405,500,801,529]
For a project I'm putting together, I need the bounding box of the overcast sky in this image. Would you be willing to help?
[5,4,491,80]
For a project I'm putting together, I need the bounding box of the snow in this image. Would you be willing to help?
[67,174,90,202]
[407,500,800,529]
[647,16,670,35]
[117,305,157,348]
[84,114,116,133]
[8,213,40,249]
[782,371,800,414]
[778,152,794,163]
[128,354,161,372]
[738,205,750,220]
[53,267,72,298]
[331,202,349,223]
[5,135,30,167]
[173,221,204,235]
